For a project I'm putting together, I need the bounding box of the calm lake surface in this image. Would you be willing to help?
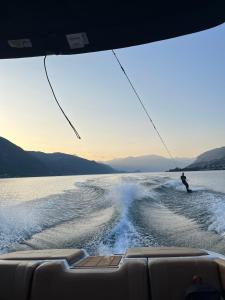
[1,170,225,255]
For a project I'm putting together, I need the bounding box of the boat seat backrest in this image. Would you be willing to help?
[148,258,221,300]
[30,258,149,300]
[0,260,39,300]
[215,259,225,290]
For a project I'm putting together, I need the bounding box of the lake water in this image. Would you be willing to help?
[0,171,225,255]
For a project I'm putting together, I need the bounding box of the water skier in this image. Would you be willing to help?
[181,172,192,193]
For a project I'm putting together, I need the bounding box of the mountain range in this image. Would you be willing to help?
[106,147,225,172]
[0,137,115,178]
[1,136,225,178]
[104,155,194,172]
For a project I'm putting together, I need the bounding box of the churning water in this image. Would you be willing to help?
[1,171,225,255]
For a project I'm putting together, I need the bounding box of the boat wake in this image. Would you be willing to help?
[97,182,157,254]
[1,172,225,255]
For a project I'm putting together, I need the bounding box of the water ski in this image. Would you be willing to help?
[188,189,193,193]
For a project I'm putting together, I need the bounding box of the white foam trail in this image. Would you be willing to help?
[0,204,42,253]
[162,179,225,238]
[205,193,225,236]
[164,179,204,192]
[110,182,147,210]
[98,182,149,254]
[0,192,81,253]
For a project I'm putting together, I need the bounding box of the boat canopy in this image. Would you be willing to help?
[1,0,225,59]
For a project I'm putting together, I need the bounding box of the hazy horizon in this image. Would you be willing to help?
[1,23,225,161]
[2,135,197,161]
[7,134,225,164]
[103,154,195,162]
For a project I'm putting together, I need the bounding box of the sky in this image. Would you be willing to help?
[0,23,225,161]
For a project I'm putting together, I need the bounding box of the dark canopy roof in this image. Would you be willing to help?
[1,1,225,59]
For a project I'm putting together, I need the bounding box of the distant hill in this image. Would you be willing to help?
[169,146,225,171]
[104,155,194,172]
[29,151,115,176]
[0,137,116,178]
[183,147,225,171]
[0,137,49,177]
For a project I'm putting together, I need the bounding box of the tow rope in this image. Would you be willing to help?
[44,55,81,140]
[112,49,177,168]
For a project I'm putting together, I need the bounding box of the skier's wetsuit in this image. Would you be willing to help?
[181,173,191,193]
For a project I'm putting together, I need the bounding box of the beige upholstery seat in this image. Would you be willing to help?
[30,258,149,300]
[126,247,207,258]
[0,260,39,300]
[2,247,225,300]
[0,249,85,265]
[148,258,222,300]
